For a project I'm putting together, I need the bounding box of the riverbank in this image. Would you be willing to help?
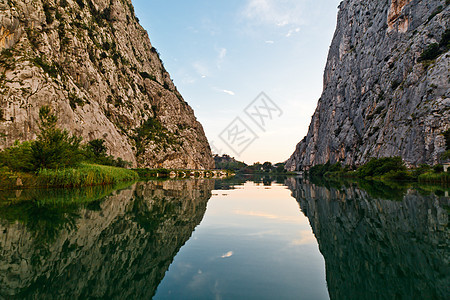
[134,168,235,180]
[0,165,237,191]
[0,163,139,190]
[307,157,449,185]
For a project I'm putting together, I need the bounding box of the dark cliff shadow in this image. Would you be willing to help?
[0,179,214,299]
[286,177,450,300]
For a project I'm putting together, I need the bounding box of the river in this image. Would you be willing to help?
[0,176,448,299]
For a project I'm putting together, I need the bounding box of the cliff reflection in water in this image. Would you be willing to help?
[0,180,214,299]
[286,178,449,300]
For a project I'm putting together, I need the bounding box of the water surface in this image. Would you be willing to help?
[0,177,447,299]
[154,181,328,299]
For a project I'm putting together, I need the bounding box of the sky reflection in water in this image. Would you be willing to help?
[154,181,328,300]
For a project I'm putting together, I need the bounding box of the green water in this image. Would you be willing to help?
[0,177,448,299]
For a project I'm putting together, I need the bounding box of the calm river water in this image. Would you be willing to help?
[0,176,448,299]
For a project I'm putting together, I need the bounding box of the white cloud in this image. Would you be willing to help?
[216,47,227,69]
[218,48,227,60]
[221,251,233,258]
[211,87,236,96]
[233,210,303,224]
[181,76,197,84]
[192,61,210,77]
[242,0,306,27]
[291,230,317,245]
[286,27,300,37]
[265,40,275,44]
[222,89,235,96]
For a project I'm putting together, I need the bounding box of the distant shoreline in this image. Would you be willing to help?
[0,165,235,191]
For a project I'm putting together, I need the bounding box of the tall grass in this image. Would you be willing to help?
[37,163,138,188]
[0,164,138,190]
[418,172,449,185]
[0,167,37,190]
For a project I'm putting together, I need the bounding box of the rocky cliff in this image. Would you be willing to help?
[0,0,214,169]
[0,180,214,298]
[286,178,449,299]
[286,0,449,170]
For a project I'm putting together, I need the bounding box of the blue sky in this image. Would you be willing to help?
[132,0,341,164]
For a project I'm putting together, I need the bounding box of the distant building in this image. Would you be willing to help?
[444,162,450,173]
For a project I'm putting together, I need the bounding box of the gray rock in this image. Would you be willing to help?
[286,0,449,171]
[0,0,214,169]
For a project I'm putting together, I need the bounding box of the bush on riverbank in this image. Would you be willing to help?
[309,162,350,177]
[308,157,448,183]
[83,139,131,168]
[0,106,84,172]
[418,171,449,184]
[0,107,130,172]
[0,106,137,189]
[355,157,406,178]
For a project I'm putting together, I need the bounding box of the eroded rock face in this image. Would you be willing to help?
[286,178,450,299]
[0,179,214,298]
[387,0,411,32]
[0,0,214,169]
[286,0,449,171]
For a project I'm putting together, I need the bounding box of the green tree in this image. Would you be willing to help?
[83,138,130,168]
[433,164,444,173]
[0,141,34,172]
[262,161,273,172]
[31,106,83,170]
[356,157,405,178]
[275,163,286,173]
[87,139,108,158]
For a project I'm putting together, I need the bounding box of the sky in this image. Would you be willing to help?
[132,0,341,165]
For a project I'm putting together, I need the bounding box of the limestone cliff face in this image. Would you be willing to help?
[286,0,449,170]
[0,180,214,298]
[286,178,449,299]
[0,0,214,169]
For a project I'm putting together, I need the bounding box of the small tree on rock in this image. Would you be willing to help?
[31,106,83,170]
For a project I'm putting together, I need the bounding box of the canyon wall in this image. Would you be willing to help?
[0,0,214,169]
[287,0,449,170]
